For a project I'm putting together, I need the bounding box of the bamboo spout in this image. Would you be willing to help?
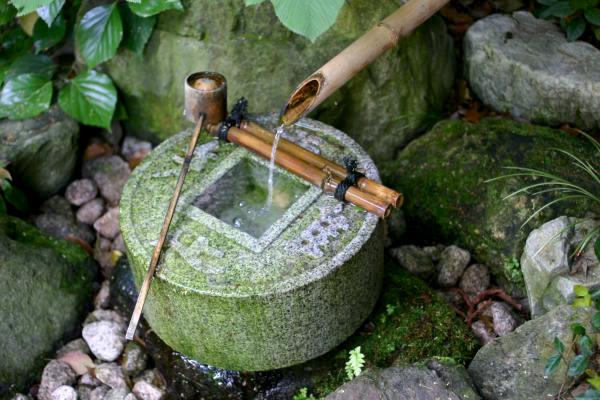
[280,0,450,125]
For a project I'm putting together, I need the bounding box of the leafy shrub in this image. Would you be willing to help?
[0,0,183,128]
[536,0,600,41]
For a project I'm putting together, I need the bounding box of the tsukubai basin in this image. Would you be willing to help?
[120,114,384,371]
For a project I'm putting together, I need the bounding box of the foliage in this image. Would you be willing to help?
[491,132,600,263]
[0,0,182,128]
[503,257,524,285]
[345,346,365,380]
[244,0,344,42]
[536,0,600,41]
[0,161,28,215]
[545,285,600,399]
[292,388,318,400]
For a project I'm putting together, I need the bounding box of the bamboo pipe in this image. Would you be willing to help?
[280,0,450,125]
[207,124,391,218]
[240,120,403,208]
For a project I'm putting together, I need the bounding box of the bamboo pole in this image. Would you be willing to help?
[207,124,391,218]
[280,0,450,125]
[126,114,206,341]
[240,120,403,208]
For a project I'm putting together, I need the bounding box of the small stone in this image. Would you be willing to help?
[124,394,137,400]
[83,155,130,206]
[121,136,152,162]
[77,384,93,400]
[93,207,120,239]
[105,388,131,400]
[50,385,77,400]
[38,360,77,400]
[122,342,148,376]
[490,302,518,336]
[132,381,165,400]
[65,179,98,206]
[89,386,110,400]
[40,195,72,216]
[471,320,497,344]
[95,363,128,389]
[459,264,490,295]
[82,321,125,362]
[76,198,105,225]
[389,245,435,279]
[34,197,95,244]
[10,394,31,400]
[79,372,102,387]
[56,338,91,357]
[437,245,471,287]
[112,234,126,253]
[133,369,166,390]
[422,244,445,263]
[94,280,111,309]
[84,309,126,327]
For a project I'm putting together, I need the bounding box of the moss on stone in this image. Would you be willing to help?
[381,118,595,294]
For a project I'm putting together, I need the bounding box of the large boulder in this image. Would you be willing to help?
[382,118,594,294]
[106,0,455,162]
[0,216,96,395]
[468,305,595,399]
[0,107,79,199]
[464,12,600,130]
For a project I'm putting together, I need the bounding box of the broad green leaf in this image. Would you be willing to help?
[9,0,53,16]
[595,236,600,265]
[0,73,52,119]
[590,377,600,390]
[539,1,573,18]
[245,0,265,4]
[566,17,586,41]
[58,70,117,129]
[575,284,590,297]
[120,3,155,55]
[1,180,27,213]
[76,4,123,68]
[544,353,562,376]
[270,0,344,42]
[586,8,600,25]
[593,312,600,330]
[128,0,183,17]
[33,13,65,52]
[579,335,594,356]
[6,53,55,81]
[554,337,565,353]
[37,0,64,27]
[591,289,600,300]
[572,323,587,336]
[576,388,600,400]
[0,0,17,26]
[570,0,599,10]
[574,295,592,308]
[568,354,589,377]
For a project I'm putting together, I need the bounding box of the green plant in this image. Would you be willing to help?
[244,0,344,42]
[292,388,318,400]
[536,0,600,41]
[545,285,600,399]
[504,257,525,284]
[345,346,365,380]
[490,132,600,264]
[0,161,27,214]
[0,0,182,128]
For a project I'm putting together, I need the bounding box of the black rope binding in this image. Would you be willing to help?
[334,156,365,202]
[218,97,248,142]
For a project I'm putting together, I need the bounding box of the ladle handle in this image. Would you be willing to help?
[126,113,206,340]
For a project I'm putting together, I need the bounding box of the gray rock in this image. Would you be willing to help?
[94,280,111,309]
[112,234,126,254]
[0,107,79,198]
[56,339,91,358]
[105,388,130,400]
[82,155,130,206]
[121,136,152,162]
[38,361,77,400]
[34,196,95,244]
[327,358,480,399]
[82,321,125,362]
[389,245,435,279]
[522,216,600,317]
[84,309,126,328]
[124,394,137,400]
[77,385,92,400]
[65,179,98,206]
[93,207,120,239]
[464,12,600,130]
[79,372,102,387]
[132,369,166,391]
[10,394,30,400]
[437,246,471,287]
[50,385,77,400]
[471,320,496,344]
[459,264,490,295]
[95,363,128,390]
[121,342,148,376]
[132,381,165,400]
[40,195,72,216]
[468,305,595,399]
[490,302,518,337]
[0,218,95,393]
[89,386,109,400]
[423,245,445,263]
[76,198,105,226]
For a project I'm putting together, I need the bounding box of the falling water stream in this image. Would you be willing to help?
[265,124,285,209]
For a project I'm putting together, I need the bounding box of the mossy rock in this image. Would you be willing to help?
[381,118,595,294]
[0,216,96,396]
[106,0,454,162]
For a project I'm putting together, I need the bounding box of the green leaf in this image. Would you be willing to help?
[76,4,123,68]
[579,335,594,356]
[544,353,562,376]
[595,237,600,264]
[9,0,53,16]
[575,284,590,297]
[576,388,600,400]
[5,54,55,81]
[568,354,590,377]
[128,0,183,17]
[589,378,600,390]
[37,0,64,27]
[574,295,592,308]
[58,70,117,129]
[539,1,573,18]
[554,337,565,353]
[570,0,599,10]
[245,0,266,4]
[33,13,65,52]
[572,323,587,336]
[0,73,52,119]
[345,346,365,380]
[1,180,27,213]
[0,0,17,26]
[586,8,600,25]
[120,3,155,55]
[566,17,586,41]
[270,0,345,42]
[592,312,600,330]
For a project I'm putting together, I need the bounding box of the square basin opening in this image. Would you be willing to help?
[193,158,310,238]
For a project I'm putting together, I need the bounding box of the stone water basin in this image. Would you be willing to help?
[120,114,383,371]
